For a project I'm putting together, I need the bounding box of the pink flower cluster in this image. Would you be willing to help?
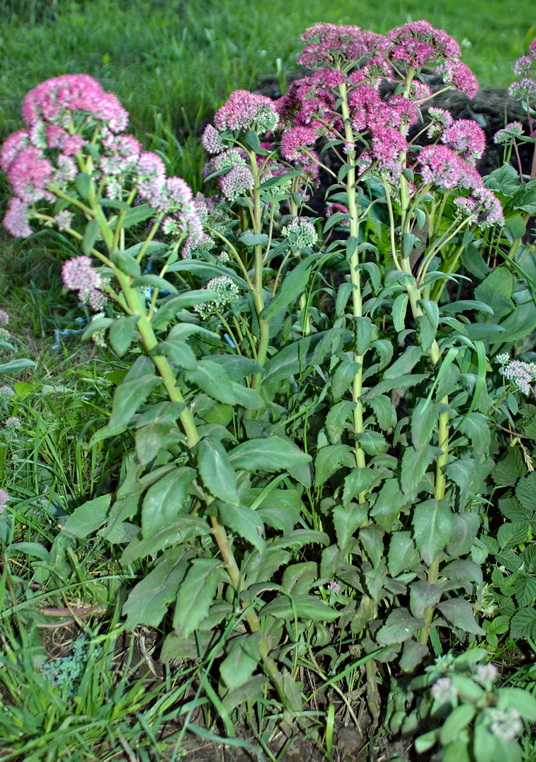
[453,187,504,228]
[62,256,107,310]
[417,145,481,190]
[2,75,204,252]
[213,90,279,134]
[22,74,128,132]
[297,23,388,68]
[509,40,536,103]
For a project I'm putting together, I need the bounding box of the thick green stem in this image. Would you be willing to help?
[209,516,294,707]
[115,270,200,449]
[339,82,367,483]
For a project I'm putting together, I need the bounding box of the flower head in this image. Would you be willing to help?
[388,20,461,68]
[488,707,523,741]
[494,121,524,145]
[213,90,279,134]
[297,23,387,68]
[0,488,10,514]
[441,119,486,163]
[7,146,53,203]
[62,256,107,310]
[282,216,318,247]
[3,197,33,239]
[194,276,240,318]
[431,677,458,704]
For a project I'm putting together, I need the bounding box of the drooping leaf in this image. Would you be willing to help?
[198,438,239,505]
[388,531,420,577]
[229,436,312,473]
[173,558,222,637]
[123,548,191,628]
[376,608,422,644]
[413,500,455,565]
[437,598,485,635]
[61,494,112,538]
[108,315,140,357]
[314,444,356,487]
[141,467,195,539]
[219,633,261,690]
[383,345,423,380]
[218,502,265,552]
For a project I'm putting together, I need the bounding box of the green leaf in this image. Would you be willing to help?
[198,438,239,505]
[368,395,397,430]
[262,257,315,320]
[370,478,408,529]
[220,634,261,690]
[61,494,112,538]
[411,398,437,448]
[281,562,317,594]
[497,521,529,550]
[314,444,355,487]
[229,436,312,473]
[121,518,209,564]
[219,503,265,552]
[82,218,99,255]
[438,599,485,635]
[108,315,139,357]
[388,531,420,577]
[496,686,536,721]
[0,358,35,375]
[515,471,536,511]
[439,705,476,746]
[135,415,183,465]
[110,250,142,277]
[173,558,221,637]
[131,274,178,293]
[185,360,236,403]
[510,607,536,639]
[142,467,195,539]
[485,164,520,197]
[118,203,155,230]
[108,356,161,429]
[400,639,429,672]
[151,291,220,328]
[343,468,376,507]
[409,580,442,619]
[413,500,455,565]
[355,316,373,354]
[400,445,436,497]
[260,593,340,622]
[331,355,361,399]
[75,171,91,198]
[326,400,355,443]
[447,513,481,557]
[360,524,385,568]
[356,430,387,456]
[376,608,422,644]
[383,345,422,379]
[333,503,365,550]
[123,548,191,628]
[239,231,268,247]
[392,293,409,333]
[474,267,515,321]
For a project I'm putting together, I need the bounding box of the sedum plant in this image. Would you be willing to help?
[2,20,536,757]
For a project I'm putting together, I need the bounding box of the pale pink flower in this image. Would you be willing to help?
[513,55,533,77]
[417,145,462,189]
[494,121,524,144]
[219,165,255,201]
[62,255,106,309]
[426,107,454,139]
[0,488,10,514]
[0,310,9,325]
[370,126,408,176]
[213,90,278,133]
[471,187,504,228]
[508,77,536,101]
[136,151,167,203]
[54,210,73,231]
[0,129,31,173]
[7,146,53,203]
[3,197,33,238]
[202,123,226,154]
